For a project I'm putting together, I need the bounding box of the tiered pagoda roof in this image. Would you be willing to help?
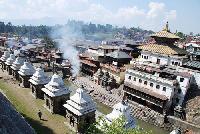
[41,74,70,97]
[0,51,10,62]
[29,68,50,85]
[105,101,135,128]
[18,62,35,76]
[63,86,96,116]
[138,22,186,56]
[5,54,16,65]
[11,57,25,71]
[151,22,180,39]
[139,44,186,55]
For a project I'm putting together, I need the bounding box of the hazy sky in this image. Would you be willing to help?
[0,0,199,34]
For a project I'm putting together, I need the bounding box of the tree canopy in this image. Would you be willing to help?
[86,116,152,134]
[0,20,153,41]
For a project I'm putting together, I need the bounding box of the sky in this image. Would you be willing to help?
[0,0,199,34]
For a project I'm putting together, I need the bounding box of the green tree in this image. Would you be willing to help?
[86,116,152,134]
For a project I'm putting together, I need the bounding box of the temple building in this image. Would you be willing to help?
[18,62,35,88]
[10,57,25,80]
[63,86,96,133]
[29,67,50,99]
[5,54,16,75]
[79,52,100,77]
[0,51,10,70]
[100,50,132,85]
[53,49,63,64]
[105,101,135,129]
[61,59,71,79]
[138,22,187,66]
[41,74,70,114]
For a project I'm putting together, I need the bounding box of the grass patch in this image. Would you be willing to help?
[0,79,67,134]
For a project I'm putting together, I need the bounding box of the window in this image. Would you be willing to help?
[139,79,142,83]
[156,59,160,64]
[180,78,184,82]
[144,81,147,85]
[172,61,174,65]
[150,83,153,87]
[175,62,178,66]
[176,98,179,103]
[133,77,136,81]
[178,89,182,94]
[142,55,143,58]
[163,87,166,91]
[128,76,131,80]
[156,85,160,89]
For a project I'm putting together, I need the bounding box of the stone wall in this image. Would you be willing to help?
[167,116,200,134]
[0,91,35,134]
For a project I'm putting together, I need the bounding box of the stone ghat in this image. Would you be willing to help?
[0,91,36,134]
[72,78,167,129]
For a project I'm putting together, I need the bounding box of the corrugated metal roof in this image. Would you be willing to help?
[106,50,132,59]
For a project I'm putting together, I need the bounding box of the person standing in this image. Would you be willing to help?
[38,110,42,120]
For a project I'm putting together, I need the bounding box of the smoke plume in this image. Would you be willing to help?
[51,25,82,77]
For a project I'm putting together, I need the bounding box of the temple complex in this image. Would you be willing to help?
[105,101,135,129]
[63,86,96,133]
[138,22,187,66]
[0,51,10,70]
[29,67,50,99]
[5,54,16,75]
[10,57,25,80]
[18,62,35,88]
[124,23,193,117]
[41,74,70,114]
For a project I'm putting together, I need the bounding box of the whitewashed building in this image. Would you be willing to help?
[5,54,16,75]
[124,62,192,115]
[29,67,50,99]
[0,51,10,70]
[11,57,25,80]
[42,74,70,114]
[105,101,136,129]
[18,62,35,88]
[63,86,96,133]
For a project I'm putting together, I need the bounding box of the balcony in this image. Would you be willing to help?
[100,63,126,73]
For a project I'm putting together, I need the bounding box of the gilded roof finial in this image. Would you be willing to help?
[163,21,170,32]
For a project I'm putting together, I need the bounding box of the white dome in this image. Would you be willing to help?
[29,68,50,85]
[63,86,96,116]
[0,51,10,62]
[18,62,35,76]
[11,57,25,70]
[42,74,70,97]
[105,101,135,129]
[5,54,16,65]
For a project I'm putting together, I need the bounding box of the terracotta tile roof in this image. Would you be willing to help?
[138,43,187,55]
[124,82,168,101]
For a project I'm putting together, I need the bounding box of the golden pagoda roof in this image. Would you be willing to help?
[151,22,180,39]
[138,43,187,55]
